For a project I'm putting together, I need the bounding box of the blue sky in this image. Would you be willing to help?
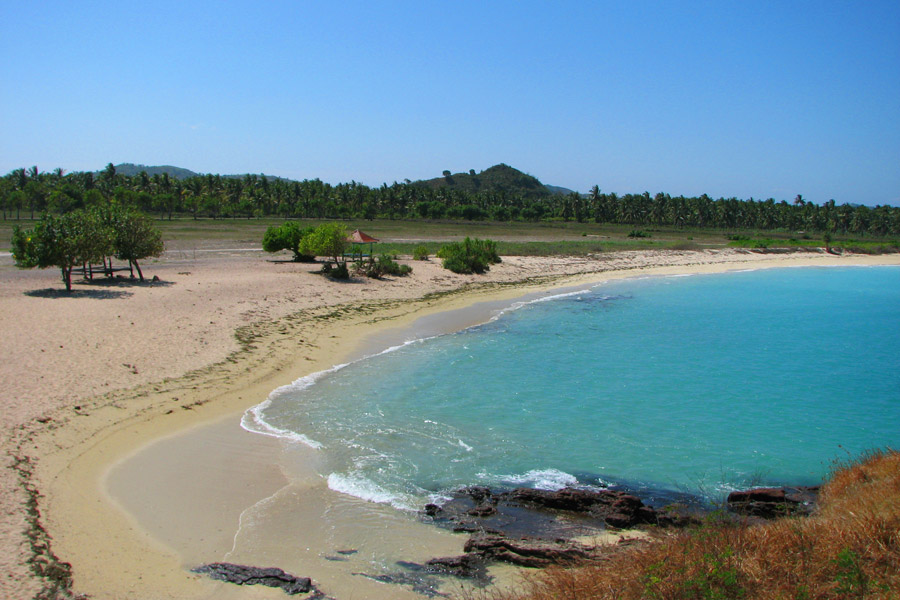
[2,1,898,205]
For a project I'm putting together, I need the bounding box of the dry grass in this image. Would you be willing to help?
[471,450,900,600]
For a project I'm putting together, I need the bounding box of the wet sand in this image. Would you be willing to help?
[4,248,899,598]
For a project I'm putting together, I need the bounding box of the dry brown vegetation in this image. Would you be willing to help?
[473,450,900,600]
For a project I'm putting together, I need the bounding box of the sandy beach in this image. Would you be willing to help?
[2,245,898,599]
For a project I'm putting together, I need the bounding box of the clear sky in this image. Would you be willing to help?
[2,1,898,205]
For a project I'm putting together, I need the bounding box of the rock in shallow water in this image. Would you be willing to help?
[192,562,313,595]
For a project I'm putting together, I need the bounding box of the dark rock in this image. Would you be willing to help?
[464,533,598,568]
[785,486,820,507]
[505,487,607,512]
[728,487,787,504]
[653,505,703,528]
[461,486,495,505]
[727,486,819,519]
[424,554,488,579]
[503,487,659,528]
[451,520,484,533]
[424,503,442,516]
[192,563,312,595]
[354,570,449,598]
[467,503,497,517]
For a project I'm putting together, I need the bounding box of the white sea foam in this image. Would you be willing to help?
[490,288,588,321]
[327,472,416,511]
[239,409,324,449]
[457,439,473,452]
[239,364,357,448]
[497,468,580,490]
[240,335,437,444]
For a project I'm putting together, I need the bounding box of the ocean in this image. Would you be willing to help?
[243,266,900,509]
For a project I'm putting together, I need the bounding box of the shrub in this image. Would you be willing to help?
[437,237,501,274]
[299,222,349,263]
[413,245,430,261]
[262,221,315,261]
[321,261,349,279]
[628,230,649,238]
[359,254,412,278]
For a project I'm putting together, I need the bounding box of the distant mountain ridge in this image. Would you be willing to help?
[113,163,199,179]
[112,163,292,182]
[110,162,577,194]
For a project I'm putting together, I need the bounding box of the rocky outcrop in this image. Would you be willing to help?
[416,482,821,580]
[192,563,315,595]
[419,485,704,572]
[439,486,700,531]
[726,486,820,519]
[464,533,601,568]
[503,487,660,528]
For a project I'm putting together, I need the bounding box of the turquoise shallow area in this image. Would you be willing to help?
[248,266,900,508]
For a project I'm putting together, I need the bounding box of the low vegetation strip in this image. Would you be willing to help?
[472,450,899,600]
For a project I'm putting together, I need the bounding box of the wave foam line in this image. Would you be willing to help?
[240,334,446,445]
[242,282,629,445]
[327,472,417,511]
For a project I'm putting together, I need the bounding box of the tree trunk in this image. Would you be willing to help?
[62,266,72,292]
[134,260,144,281]
[128,260,135,278]
[86,262,93,280]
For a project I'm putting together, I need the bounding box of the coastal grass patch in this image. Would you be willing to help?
[4,217,898,258]
[375,239,679,258]
[470,449,900,600]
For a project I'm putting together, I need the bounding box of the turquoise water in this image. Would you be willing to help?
[244,266,900,508]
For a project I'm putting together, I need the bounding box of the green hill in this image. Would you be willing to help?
[108,162,576,194]
[113,163,199,180]
[112,163,292,182]
[412,164,564,197]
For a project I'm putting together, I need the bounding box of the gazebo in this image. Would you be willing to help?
[345,229,379,261]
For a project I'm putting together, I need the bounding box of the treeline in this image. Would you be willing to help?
[3,164,899,236]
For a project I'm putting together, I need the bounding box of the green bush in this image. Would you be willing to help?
[437,237,501,274]
[413,245,430,261]
[321,261,349,279]
[262,221,315,262]
[628,230,649,238]
[359,254,412,278]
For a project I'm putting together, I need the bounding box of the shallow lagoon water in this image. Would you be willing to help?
[245,266,900,508]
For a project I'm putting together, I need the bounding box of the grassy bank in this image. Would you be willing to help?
[474,450,899,600]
